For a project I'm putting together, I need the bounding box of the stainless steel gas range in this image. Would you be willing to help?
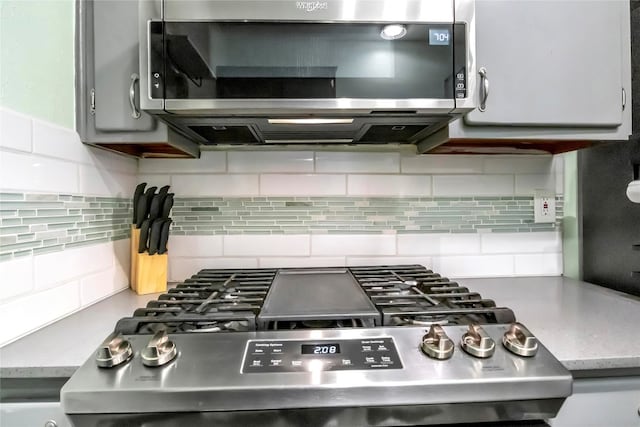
[61,265,572,426]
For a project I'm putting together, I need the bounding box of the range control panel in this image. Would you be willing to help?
[242,337,402,373]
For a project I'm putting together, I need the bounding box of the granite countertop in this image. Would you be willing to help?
[2,276,640,378]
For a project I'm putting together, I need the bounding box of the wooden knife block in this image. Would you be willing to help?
[130,225,168,295]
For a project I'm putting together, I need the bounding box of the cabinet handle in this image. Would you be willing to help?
[478,67,489,112]
[622,88,627,111]
[129,73,141,119]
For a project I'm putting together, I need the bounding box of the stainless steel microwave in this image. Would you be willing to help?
[138,0,476,148]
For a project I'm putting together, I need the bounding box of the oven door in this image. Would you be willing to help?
[140,0,476,115]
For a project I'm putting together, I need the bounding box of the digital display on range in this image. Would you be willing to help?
[301,344,341,355]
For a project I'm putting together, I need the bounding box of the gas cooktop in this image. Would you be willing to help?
[62,265,571,427]
[115,265,516,334]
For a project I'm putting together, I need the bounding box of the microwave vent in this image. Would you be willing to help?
[360,125,431,143]
[189,125,259,144]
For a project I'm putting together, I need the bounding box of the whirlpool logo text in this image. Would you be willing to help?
[296,1,329,12]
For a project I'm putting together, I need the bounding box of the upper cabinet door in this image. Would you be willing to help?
[93,0,155,132]
[465,0,624,127]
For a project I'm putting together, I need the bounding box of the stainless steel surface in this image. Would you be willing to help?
[478,66,488,112]
[141,331,178,367]
[95,332,133,368]
[420,324,454,360]
[461,323,495,358]
[162,98,456,115]
[45,421,58,427]
[129,73,141,119]
[164,0,454,23]
[138,0,476,148]
[0,403,71,427]
[258,268,380,324]
[503,322,539,358]
[61,325,572,416]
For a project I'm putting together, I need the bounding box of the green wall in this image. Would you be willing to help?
[563,151,580,279]
[0,0,74,129]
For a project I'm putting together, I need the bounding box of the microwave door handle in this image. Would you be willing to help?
[129,73,142,119]
[478,67,489,112]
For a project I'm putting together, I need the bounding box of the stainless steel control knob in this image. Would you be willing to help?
[502,322,538,357]
[421,324,454,360]
[141,330,177,367]
[96,332,133,368]
[461,324,496,358]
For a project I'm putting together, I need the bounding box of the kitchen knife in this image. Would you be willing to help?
[158,185,170,198]
[135,193,148,228]
[148,218,165,255]
[143,186,157,218]
[161,193,174,219]
[158,219,172,254]
[148,194,163,223]
[132,183,146,224]
[138,219,151,253]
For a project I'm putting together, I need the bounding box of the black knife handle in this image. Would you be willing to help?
[148,219,164,256]
[132,183,146,224]
[158,219,171,254]
[158,185,170,197]
[161,194,174,219]
[135,194,148,228]
[143,186,157,218]
[138,219,151,254]
[148,194,162,223]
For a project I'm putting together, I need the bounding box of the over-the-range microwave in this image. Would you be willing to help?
[138,0,477,149]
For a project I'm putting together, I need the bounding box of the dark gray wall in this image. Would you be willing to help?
[579,2,640,296]
[580,142,640,296]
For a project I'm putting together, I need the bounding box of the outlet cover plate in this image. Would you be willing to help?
[534,190,556,224]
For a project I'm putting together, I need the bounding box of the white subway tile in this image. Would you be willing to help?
[79,267,124,306]
[0,280,80,346]
[139,151,226,174]
[515,174,555,196]
[481,232,561,254]
[398,233,481,256]
[137,174,172,188]
[0,257,34,302]
[172,174,259,196]
[33,243,114,290]
[348,175,432,196]
[168,235,223,257]
[483,155,553,174]
[169,258,259,281]
[316,152,400,173]
[87,146,138,174]
[113,239,131,291]
[260,174,345,196]
[224,235,310,256]
[229,151,314,173]
[0,150,78,193]
[514,253,563,276]
[401,155,483,174]
[311,235,396,256]
[432,175,514,196]
[346,256,433,268]
[0,108,32,152]
[79,166,136,197]
[259,257,346,268]
[431,255,515,278]
[32,118,90,164]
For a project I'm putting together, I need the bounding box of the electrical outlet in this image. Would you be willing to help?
[534,190,556,224]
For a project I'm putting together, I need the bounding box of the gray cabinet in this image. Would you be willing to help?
[466,0,624,128]
[433,0,632,152]
[76,0,198,158]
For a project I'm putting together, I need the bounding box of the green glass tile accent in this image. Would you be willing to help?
[0,218,23,226]
[33,245,64,256]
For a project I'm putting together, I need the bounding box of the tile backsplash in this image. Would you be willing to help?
[0,107,134,346]
[170,196,563,235]
[0,193,131,260]
[139,150,565,282]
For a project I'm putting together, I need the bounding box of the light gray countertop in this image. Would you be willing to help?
[2,276,640,378]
